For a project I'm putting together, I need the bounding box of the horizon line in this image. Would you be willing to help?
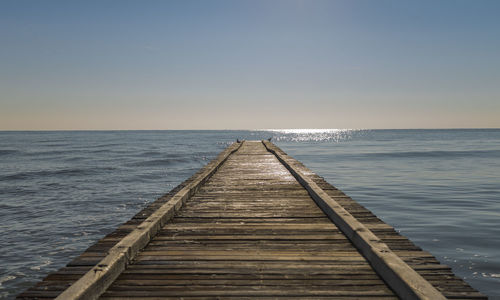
[1,127,500,132]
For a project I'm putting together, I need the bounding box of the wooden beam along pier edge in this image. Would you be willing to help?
[17,141,486,300]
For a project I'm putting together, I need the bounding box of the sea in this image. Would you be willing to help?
[0,129,499,299]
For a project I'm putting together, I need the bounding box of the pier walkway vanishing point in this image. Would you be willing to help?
[18,141,486,299]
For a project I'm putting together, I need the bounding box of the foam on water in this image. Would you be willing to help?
[0,129,499,298]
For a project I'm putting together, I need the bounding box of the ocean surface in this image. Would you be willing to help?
[0,129,499,299]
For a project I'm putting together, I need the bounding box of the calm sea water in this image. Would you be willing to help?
[0,129,499,298]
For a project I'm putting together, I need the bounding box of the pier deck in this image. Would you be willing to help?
[18,141,486,299]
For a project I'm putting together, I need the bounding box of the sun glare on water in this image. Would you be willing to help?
[260,129,360,142]
[264,129,346,134]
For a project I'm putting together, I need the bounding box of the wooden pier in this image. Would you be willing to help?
[18,141,486,299]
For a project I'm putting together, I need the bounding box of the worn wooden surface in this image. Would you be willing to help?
[18,141,486,299]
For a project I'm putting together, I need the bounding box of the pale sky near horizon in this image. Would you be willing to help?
[1,0,499,130]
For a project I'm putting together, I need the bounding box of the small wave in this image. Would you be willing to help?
[0,149,19,156]
[0,167,115,181]
[62,156,88,162]
[85,143,122,148]
[29,260,51,271]
[0,275,16,287]
[89,149,112,154]
[353,149,500,160]
[126,157,192,167]
[137,150,167,156]
[134,151,195,159]
[43,143,70,147]
[27,149,79,156]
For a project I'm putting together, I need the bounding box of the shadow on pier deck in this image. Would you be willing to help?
[18,141,486,299]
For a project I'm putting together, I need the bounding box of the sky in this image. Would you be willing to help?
[1,0,499,130]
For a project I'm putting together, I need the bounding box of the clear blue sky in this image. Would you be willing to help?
[1,0,499,129]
